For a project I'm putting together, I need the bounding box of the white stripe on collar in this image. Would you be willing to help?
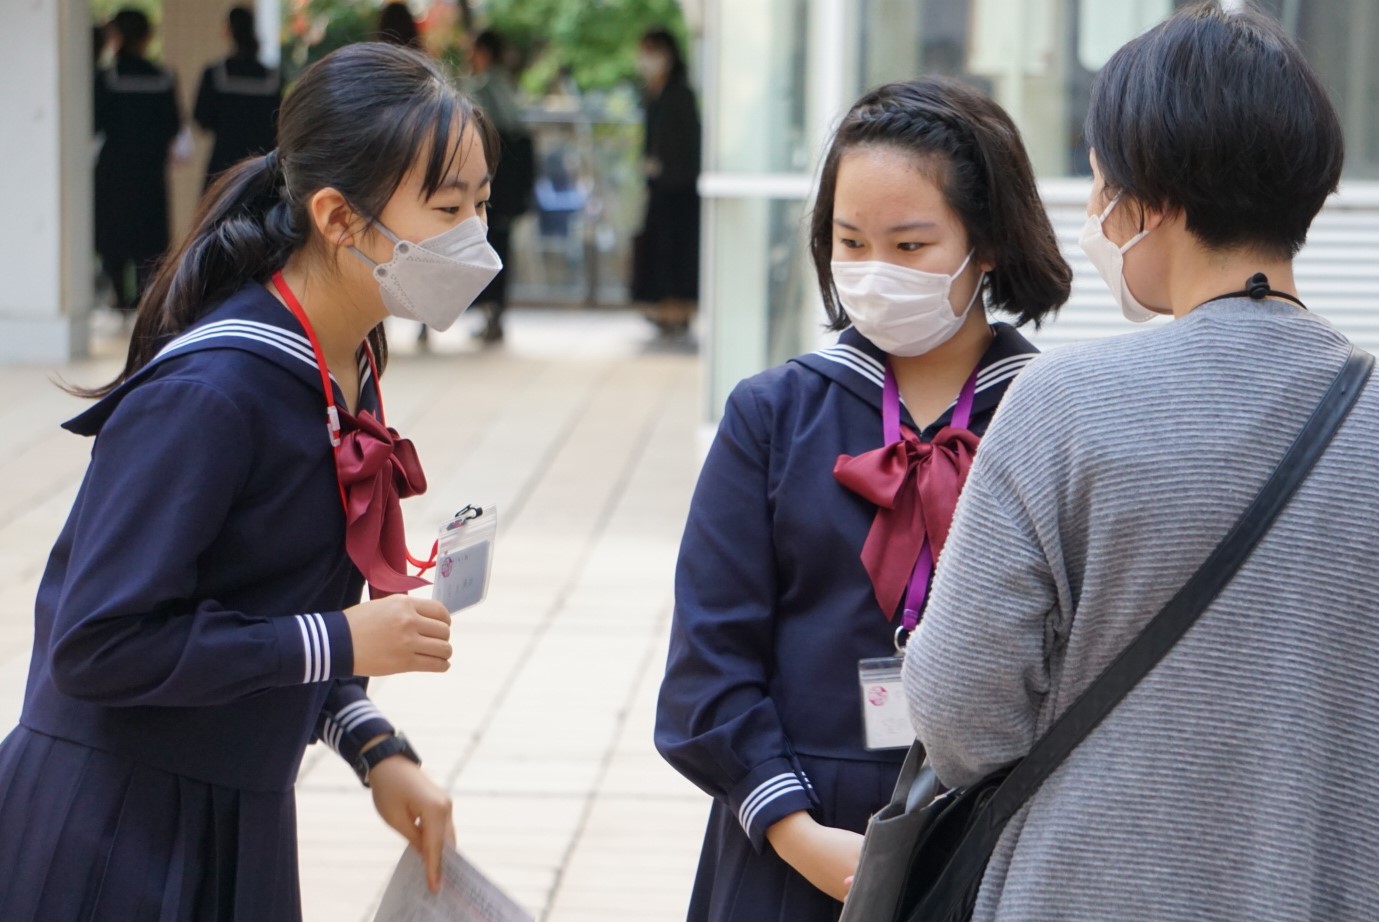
[103,67,174,94]
[156,320,320,375]
[976,353,1036,388]
[212,62,281,96]
[815,346,884,386]
[815,345,1036,395]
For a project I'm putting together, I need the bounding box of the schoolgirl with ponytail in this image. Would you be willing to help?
[0,42,501,920]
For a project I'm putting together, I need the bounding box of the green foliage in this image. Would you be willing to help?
[480,0,688,94]
[90,0,159,22]
[282,0,379,80]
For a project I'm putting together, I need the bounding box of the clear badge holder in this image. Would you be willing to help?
[431,504,497,613]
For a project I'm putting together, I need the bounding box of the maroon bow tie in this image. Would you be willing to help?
[336,409,430,596]
[834,425,980,618]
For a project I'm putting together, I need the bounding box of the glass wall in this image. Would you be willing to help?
[856,0,1379,179]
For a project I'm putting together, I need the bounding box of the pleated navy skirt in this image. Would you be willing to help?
[0,725,302,921]
[685,754,901,922]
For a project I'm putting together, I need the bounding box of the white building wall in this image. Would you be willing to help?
[0,0,91,364]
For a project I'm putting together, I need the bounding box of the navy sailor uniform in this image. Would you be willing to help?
[0,283,401,920]
[655,324,1038,922]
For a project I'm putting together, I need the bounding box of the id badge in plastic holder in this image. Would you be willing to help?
[432,505,497,613]
[859,656,916,751]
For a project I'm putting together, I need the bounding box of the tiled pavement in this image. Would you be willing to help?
[0,308,709,921]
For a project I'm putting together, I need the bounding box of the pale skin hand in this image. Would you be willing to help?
[368,752,456,893]
[765,810,864,903]
[343,596,452,675]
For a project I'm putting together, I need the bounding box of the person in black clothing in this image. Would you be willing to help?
[94,8,181,313]
[631,27,701,336]
[375,2,422,49]
[467,29,535,344]
[194,6,282,192]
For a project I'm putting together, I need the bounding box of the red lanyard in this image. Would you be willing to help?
[271,271,436,573]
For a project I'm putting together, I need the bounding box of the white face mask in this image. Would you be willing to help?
[351,216,502,331]
[1078,194,1159,322]
[831,253,982,357]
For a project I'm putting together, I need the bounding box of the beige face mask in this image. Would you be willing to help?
[1078,194,1158,322]
[350,216,503,331]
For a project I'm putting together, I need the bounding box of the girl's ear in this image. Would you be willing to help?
[306,187,365,249]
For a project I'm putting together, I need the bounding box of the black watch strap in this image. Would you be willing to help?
[352,733,421,787]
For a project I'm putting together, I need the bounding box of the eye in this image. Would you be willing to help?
[478,199,490,212]
[435,206,461,216]
[838,237,863,249]
[897,242,926,252]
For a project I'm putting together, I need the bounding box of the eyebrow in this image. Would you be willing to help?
[439,173,493,192]
[833,217,939,232]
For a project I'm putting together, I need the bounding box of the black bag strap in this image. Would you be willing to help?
[925,345,1374,904]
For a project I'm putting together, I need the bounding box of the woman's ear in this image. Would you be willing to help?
[307,187,363,250]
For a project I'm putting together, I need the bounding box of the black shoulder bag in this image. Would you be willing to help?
[840,346,1373,922]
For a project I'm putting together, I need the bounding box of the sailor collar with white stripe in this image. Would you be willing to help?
[64,281,378,437]
[103,59,175,94]
[212,60,282,97]
[791,323,1039,436]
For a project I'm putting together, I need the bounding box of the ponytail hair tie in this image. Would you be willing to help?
[263,149,281,174]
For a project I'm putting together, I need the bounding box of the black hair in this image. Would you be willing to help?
[375,2,422,50]
[640,27,687,82]
[111,8,151,53]
[473,29,505,63]
[1085,1,1343,259]
[77,43,495,399]
[227,5,259,60]
[810,77,1070,331]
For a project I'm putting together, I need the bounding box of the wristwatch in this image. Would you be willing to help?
[352,732,421,787]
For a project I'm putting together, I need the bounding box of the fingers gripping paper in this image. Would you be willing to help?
[373,846,533,922]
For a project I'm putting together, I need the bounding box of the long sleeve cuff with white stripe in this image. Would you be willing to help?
[271,610,353,685]
[319,696,395,766]
[728,758,818,853]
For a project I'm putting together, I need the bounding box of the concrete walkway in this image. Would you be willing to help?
[0,308,709,921]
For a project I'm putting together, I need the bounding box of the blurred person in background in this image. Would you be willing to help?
[194,6,282,192]
[655,77,1070,921]
[375,1,423,50]
[465,28,535,344]
[631,27,701,337]
[94,7,181,314]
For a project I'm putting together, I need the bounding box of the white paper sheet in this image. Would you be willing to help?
[373,846,533,922]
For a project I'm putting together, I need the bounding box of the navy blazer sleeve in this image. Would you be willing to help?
[316,679,397,768]
[655,378,817,852]
[47,378,356,706]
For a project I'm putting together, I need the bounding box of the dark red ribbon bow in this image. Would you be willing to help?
[336,409,430,595]
[833,425,980,619]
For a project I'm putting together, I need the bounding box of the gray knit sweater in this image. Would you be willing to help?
[904,298,1379,921]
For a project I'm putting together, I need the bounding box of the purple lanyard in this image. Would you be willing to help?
[883,363,979,633]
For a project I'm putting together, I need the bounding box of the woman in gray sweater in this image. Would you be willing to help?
[903,4,1379,920]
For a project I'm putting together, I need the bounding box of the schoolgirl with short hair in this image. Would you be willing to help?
[655,77,1070,921]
